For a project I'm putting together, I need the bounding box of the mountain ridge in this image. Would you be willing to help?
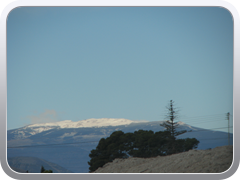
[7,118,233,173]
[8,118,149,139]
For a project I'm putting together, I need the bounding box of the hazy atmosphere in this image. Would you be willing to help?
[7,7,233,132]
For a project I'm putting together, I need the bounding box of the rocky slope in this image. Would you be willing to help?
[93,145,233,173]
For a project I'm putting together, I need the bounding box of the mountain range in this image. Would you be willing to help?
[7,118,233,173]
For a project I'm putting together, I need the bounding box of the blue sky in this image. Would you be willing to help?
[7,7,233,132]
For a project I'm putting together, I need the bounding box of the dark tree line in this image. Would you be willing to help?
[88,130,199,172]
[88,100,200,172]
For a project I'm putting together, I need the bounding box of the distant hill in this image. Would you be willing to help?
[7,118,233,173]
[7,156,73,173]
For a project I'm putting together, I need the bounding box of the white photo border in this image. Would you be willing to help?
[0,0,239,180]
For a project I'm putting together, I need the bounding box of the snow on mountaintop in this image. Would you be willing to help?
[27,118,148,129]
[14,119,195,139]
[10,118,148,138]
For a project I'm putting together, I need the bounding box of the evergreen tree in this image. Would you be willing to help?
[160,100,187,138]
[88,131,127,172]
[40,166,45,173]
[160,100,190,154]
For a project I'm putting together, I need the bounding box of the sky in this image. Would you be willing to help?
[7,7,233,133]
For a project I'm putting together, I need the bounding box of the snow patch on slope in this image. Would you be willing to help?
[59,132,77,139]
[177,121,198,131]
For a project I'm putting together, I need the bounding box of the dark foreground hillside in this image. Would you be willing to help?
[93,145,233,173]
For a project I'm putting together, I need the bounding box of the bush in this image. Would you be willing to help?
[40,166,53,173]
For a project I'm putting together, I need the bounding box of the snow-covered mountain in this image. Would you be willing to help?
[8,118,148,139]
[7,118,233,173]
